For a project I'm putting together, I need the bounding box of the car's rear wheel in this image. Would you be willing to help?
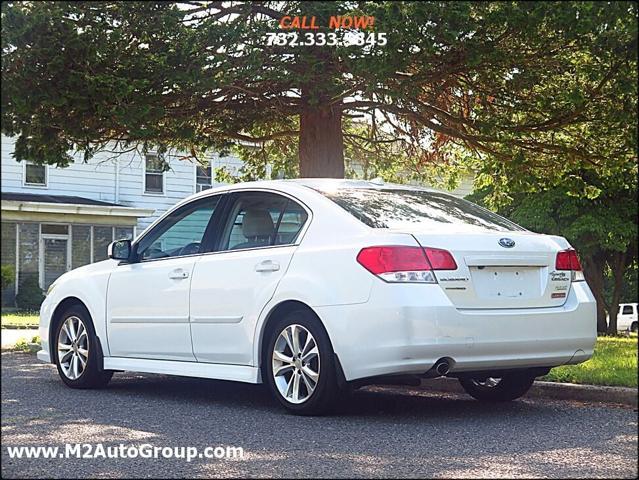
[458,373,535,402]
[631,322,638,333]
[263,309,338,415]
[54,305,113,389]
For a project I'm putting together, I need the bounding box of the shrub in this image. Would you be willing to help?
[15,275,45,311]
[1,264,15,289]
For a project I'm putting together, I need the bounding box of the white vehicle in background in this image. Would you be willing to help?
[37,179,597,415]
[613,303,638,332]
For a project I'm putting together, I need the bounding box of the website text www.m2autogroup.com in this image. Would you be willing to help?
[6,443,244,462]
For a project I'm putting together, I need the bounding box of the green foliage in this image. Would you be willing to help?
[15,276,44,311]
[1,264,15,289]
[1,1,636,183]
[501,183,636,259]
[12,336,41,353]
[605,262,638,305]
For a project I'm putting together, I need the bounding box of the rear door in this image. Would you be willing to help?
[189,190,310,364]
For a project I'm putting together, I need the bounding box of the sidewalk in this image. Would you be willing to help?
[1,328,39,349]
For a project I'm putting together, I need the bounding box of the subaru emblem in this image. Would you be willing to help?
[499,238,515,248]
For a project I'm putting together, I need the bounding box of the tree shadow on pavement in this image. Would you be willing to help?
[2,353,637,479]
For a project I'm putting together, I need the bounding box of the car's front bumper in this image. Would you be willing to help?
[36,349,51,363]
[36,294,55,364]
[317,281,597,382]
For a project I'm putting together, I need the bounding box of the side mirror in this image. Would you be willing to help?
[108,239,132,261]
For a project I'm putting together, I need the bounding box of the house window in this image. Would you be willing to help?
[71,225,91,269]
[24,162,47,186]
[92,226,114,262]
[196,164,212,192]
[115,226,134,241]
[144,154,165,194]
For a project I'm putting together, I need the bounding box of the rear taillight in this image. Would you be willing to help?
[356,246,457,283]
[555,249,584,282]
[424,247,458,270]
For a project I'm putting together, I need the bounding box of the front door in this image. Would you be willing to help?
[106,195,221,360]
[42,237,69,289]
[189,191,309,364]
[40,224,72,290]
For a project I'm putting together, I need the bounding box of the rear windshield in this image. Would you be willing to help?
[319,188,524,232]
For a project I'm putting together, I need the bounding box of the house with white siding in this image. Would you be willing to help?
[0,134,243,306]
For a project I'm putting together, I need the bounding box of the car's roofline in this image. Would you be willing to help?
[184,178,448,204]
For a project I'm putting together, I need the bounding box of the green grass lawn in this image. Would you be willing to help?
[543,336,638,388]
[1,312,39,328]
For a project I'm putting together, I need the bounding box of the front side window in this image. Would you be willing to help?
[24,162,47,186]
[137,197,219,260]
[196,164,212,192]
[622,305,634,315]
[220,192,308,251]
[144,154,165,194]
[318,188,524,233]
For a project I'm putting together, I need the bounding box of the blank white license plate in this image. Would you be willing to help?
[471,266,542,299]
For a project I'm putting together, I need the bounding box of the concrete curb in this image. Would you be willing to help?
[421,377,638,408]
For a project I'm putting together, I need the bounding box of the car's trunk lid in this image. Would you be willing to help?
[411,231,571,309]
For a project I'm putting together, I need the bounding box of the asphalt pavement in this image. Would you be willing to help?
[2,351,637,478]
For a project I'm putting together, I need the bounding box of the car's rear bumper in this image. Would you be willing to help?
[317,281,596,382]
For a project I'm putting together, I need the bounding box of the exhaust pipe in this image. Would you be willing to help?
[422,358,451,378]
[435,359,450,376]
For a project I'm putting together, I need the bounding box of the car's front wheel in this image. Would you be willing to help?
[458,373,535,402]
[263,309,338,415]
[54,305,113,389]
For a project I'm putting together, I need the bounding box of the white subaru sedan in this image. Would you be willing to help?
[38,179,596,414]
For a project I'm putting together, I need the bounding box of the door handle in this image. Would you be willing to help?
[255,260,280,272]
[168,268,189,280]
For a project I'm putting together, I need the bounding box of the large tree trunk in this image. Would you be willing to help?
[582,253,608,333]
[299,104,345,178]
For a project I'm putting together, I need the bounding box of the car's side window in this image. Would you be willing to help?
[622,305,633,315]
[219,192,308,251]
[273,200,309,246]
[136,196,220,260]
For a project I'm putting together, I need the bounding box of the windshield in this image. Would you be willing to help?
[319,188,524,232]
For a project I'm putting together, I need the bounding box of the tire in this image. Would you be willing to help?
[263,309,339,415]
[53,304,113,389]
[458,373,535,402]
[631,322,638,333]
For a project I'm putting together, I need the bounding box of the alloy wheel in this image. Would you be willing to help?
[57,316,89,380]
[271,324,320,404]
